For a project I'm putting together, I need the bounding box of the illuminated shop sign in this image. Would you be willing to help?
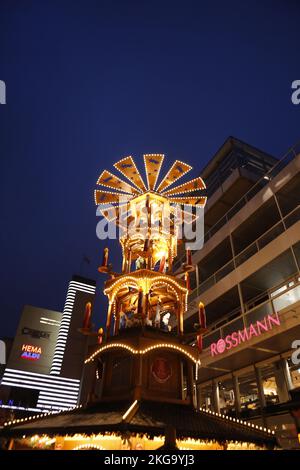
[210,313,280,357]
[21,344,42,361]
[22,327,50,340]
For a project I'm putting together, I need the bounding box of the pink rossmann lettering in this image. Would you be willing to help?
[210,312,280,357]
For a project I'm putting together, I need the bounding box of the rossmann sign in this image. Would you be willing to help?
[210,312,280,357]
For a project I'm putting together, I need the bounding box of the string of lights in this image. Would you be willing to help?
[85,342,200,365]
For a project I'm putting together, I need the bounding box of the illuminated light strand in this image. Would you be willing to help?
[150,281,179,301]
[156,160,193,193]
[94,189,133,206]
[3,404,83,428]
[143,154,165,191]
[168,196,207,207]
[63,432,131,442]
[108,282,139,299]
[113,156,146,192]
[198,407,275,435]
[162,176,206,195]
[0,405,42,412]
[108,280,187,303]
[94,188,132,197]
[85,342,200,365]
[104,274,188,296]
[37,405,72,411]
[177,438,264,450]
[73,444,105,451]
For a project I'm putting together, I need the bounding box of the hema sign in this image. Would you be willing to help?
[210,312,281,357]
[21,344,42,361]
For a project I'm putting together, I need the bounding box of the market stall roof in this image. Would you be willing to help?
[1,399,277,447]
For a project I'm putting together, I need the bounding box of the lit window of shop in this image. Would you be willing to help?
[218,376,236,416]
[272,283,300,312]
[287,358,300,388]
[199,382,213,410]
[237,368,261,418]
[259,364,280,405]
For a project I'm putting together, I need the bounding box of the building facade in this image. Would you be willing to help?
[177,137,300,447]
[0,275,96,413]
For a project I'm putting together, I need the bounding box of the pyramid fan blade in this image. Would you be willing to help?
[143,154,165,190]
[114,156,146,192]
[94,190,131,205]
[97,170,139,195]
[156,160,192,192]
[162,177,206,196]
[168,196,207,206]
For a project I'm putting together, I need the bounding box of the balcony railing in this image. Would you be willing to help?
[204,141,300,242]
[202,273,300,350]
[173,141,300,272]
[188,204,300,300]
[203,149,276,198]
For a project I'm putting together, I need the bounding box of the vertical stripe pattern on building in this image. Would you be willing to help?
[50,281,96,375]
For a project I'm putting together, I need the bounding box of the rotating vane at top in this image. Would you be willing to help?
[94,154,207,226]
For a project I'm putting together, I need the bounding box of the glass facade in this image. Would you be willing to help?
[218,376,235,416]
[238,369,261,418]
[198,382,213,410]
[288,358,300,388]
[198,354,300,421]
[272,283,300,311]
[259,364,280,405]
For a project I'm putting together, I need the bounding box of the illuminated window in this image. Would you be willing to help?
[237,369,260,419]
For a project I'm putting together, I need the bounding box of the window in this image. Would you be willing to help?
[198,383,213,410]
[259,364,280,405]
[218,377,236,416]
[287,358,300,388]
[237,369,260,418]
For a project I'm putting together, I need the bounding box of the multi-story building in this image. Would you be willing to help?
[0,275,96,413]
[176,137,300,447]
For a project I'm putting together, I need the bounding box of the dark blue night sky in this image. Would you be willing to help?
[0,1,299,337]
